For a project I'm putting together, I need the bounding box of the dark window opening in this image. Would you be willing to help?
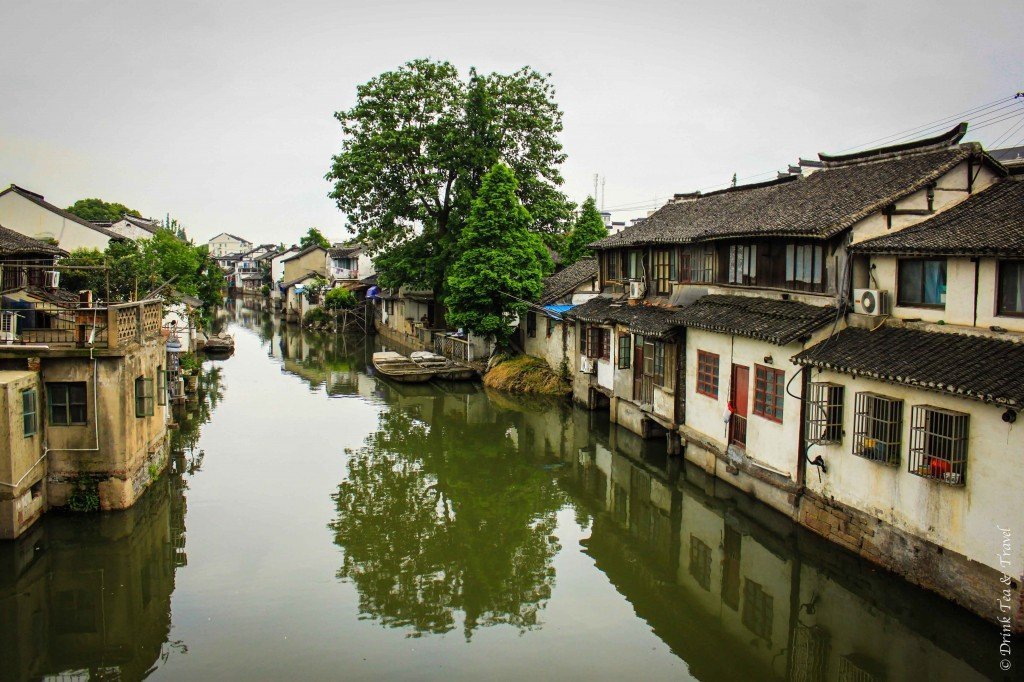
[897,259,946,307]
[47,382,87,426]
[997,260,1024,316]
[753,364,784,423]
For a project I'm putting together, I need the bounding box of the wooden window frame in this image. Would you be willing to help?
[785,243,825,292]
[653,249,677,294]
[752,364,784,423]
[696,350,719,398]
[617,334,631,369]
[897,258,947,309]
[600,328,611,361]
[605,251,621,285]
[47,382,88,426]
[546,316,556,337]
[726,243,757,285]
[135,376,155,418]
[997,259,1024,317]
[157,366,167,406]
[22,389,37,437]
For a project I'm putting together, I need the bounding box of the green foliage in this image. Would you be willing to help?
[323,286,357,310]
[304,275,329,303]
[179,352,201,373]
[66,198,142,223]
[326,59,571,299]
[303,307,332,326]
[299,228,331,250]
[68,481,100,512]
[562,196,608,266]
[445,164,550,345]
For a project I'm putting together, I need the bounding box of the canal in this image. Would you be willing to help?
[0,301,1003,680]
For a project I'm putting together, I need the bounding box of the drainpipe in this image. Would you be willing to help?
[796,366,810,493]
[972,257,980,328]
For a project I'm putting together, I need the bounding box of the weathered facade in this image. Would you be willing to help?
[0,185,123,251]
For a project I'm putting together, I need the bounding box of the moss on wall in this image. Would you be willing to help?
[483,354,569,397]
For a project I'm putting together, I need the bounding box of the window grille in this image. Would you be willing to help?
[22,389,37,437]
[753,365,785,422]
[157,366,167,406]
[605,251,620,283]
[852,392,902,465]
[135,377,155,418]
[696,350,719,398]
[807,382,843,444]
[47,382,88,425]
[908,405,968,486]
[617,334,631,369]
[689,535,712,591]
[653,249,677,294]
[837,654,885,682]
[652,342,666,386]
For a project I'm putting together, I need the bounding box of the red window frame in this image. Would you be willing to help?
[600,328,611,361]
[753,364,785,423]
[696,351,719,398]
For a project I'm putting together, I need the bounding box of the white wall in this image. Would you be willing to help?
[807,369,1024,577]
[0,192,111,251]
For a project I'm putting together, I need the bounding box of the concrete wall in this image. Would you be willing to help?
[0,370,45,539]
[270,249,298,299]
[282,248,327,284]
[208,233,251,257]
[522,316,567,371]
[0,191,111,251]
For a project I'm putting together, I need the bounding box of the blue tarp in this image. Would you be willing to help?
[542,304,574,318]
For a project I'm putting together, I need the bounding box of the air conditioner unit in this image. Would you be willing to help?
[628,280,646,300]
[580,356,596,374]
[853,288,889,315]
[0,311,18,343]
[47,270,60,288]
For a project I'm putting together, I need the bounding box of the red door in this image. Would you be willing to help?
[729,364,749,447]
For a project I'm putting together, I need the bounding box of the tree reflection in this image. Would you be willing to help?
[329,391,566,639]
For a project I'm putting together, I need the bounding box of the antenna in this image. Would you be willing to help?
[601,176,606,210]
[593,173,599,201]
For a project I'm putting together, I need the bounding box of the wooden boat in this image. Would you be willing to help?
[372,351,436,383]
[409,351,477,381]
[202,332,235,357]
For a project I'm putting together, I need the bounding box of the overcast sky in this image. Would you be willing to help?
[2,0,1021,245]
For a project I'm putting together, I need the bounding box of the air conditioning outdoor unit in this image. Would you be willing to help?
[580,356,596,374]
[0,311,18,343]
[628,280,646,300]
[853,289,889,315]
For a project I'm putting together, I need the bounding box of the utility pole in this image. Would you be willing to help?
[593,173,599,201]
[601,177,606,210]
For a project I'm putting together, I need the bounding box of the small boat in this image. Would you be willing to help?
[372,351,436,383]
[409,351,477,381]
[203,332,235,357]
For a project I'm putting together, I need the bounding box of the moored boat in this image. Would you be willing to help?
[372,351,436,383]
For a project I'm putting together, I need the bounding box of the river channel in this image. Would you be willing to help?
[0,300,1003,680]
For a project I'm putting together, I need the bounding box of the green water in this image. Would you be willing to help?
[0,301,1007,680]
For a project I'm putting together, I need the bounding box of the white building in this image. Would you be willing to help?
[207,232,252,258]
[107,215,162,241]
[0,184,123,251]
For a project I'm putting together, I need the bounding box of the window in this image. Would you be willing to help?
[785,244,824,291]
[600,328,611,361]
[997,260,1024,316]
[753,365,784,422]
[585,326,606,359]
[605,251,621,284]
[689,535,712,591]
[157,367,167,406]
[806,382,844,443]
[580,324,588,353]
[742,579,774,644]
[684,244,717,283]
[135,376,155,417]
[47,382,87,426]
[22,389,37,437]
[653,249,677,294]
[897,259,946,307]
[526,312,537,338]
[617,334,631,369]
[546,316,556,337]
[696,351,719,398]
[652,342,666,386]
[852,392,903,465]
[626,250,643,280]
[727,244,757,285]
[908,406,968,485]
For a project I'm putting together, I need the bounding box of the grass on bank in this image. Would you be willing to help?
[483,354,569,396]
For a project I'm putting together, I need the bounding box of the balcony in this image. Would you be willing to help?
[0,298,163,350]
[330,266,359,281]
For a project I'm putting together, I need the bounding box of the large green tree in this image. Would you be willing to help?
[299,227,331,250]
[325,59,572,296]
[445,163,550,345]
[66,198,142,223]
[562,197,608,266]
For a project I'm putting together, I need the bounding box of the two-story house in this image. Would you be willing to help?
[207,232,252,259]
[0,185,124,251]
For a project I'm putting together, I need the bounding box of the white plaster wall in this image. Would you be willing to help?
[976,258,1024,333]
[807,369,1024,576]
[523,320,565,370]
[208,234,250,257]
[0,192,111,251]
[685,329,805,479]
[597,357,613,390]
[870,255,974,325]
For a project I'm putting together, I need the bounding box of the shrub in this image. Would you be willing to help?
[303,307,331,326]
[324,287,357,310]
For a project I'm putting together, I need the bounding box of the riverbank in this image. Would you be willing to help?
[483,353,570,396]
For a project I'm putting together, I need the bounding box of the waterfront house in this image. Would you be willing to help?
[0,296,169,539]
[207,232,252,258]
[520,258,600,372]
[233,243,276,296]
[280,244,328,322]
[327,243,375,288]
[0,224,67,293]
[0,184,125,251]
[269,246,299,305]
[281,272,321,323]
[106,214,162,241]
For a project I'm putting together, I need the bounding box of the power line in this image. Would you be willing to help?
[988,115,1024,148]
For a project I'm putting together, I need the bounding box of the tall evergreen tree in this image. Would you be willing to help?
[562,197,608,265]
[445,164,551,346]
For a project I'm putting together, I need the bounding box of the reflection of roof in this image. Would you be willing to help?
[793,326,1024,406]
[540,258,598,305]
[852,179,1024,257]
[594,140,995,249]
[566,296,679,338]
[0,185,125,241]
[0,223,67,256]
[672,295,837,345]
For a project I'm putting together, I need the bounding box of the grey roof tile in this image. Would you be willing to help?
[671,294,838,345]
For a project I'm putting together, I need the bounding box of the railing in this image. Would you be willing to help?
[0,298,163,349]
[434,334,470,362]
[330,267,359,280]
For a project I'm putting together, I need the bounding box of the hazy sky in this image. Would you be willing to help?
[2,1,1021,245]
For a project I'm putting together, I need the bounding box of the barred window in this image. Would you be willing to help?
[909,406,968,486]
[807,382,843,444]
[617,334,631,369]
[742,579,774,644]
[852,392,903,465]
[689,535,712,591]
[688,245,717,283]
[653,249,677,294]
[135,376,155,418]
[753,365,784,422]
[696,350,719,398]
[22,389,37,437]
[47,382,88,426]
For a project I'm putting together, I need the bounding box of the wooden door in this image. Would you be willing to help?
[729,364,749,447]
[633,335,644,400]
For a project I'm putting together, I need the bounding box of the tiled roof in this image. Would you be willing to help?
[0,185,125,241]
[671,294,838,345]
[0,224,66,256]
[209,232,251,244]
[280,272,320,289]
[281,244,327,262]
[852,179,1024,257]
[329,244,361,258]
[592,144,986,249]
[540,258,598,305]
[120,215,161,234]
[793,326,1024,407]
[565,296,679,338]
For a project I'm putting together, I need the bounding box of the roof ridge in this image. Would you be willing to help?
[819,123,968,167]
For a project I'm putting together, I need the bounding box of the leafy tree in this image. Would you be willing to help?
[325,59,571,300]
[66,198,142,223]
[562,197,608,266]
[299,227,331,250]
[323,286,357,310]
[445,164,551,345]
